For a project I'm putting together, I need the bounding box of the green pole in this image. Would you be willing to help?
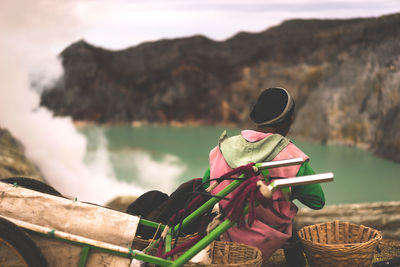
[171,219,235,267]
[140,218,166,230]
[78,245,90,267]
[171,203,250,267]
[172,175,245,234]
[165,228,172,256]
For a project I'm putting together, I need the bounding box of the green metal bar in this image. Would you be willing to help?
[171,219,236,266]
[165,228,172,256]
[171,204,250,267]
[139,218,166,230]
[78,245,90,267]
[172,174,245,234]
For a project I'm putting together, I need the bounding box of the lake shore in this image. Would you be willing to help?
[73,119,240,128]
[74,119,374,151]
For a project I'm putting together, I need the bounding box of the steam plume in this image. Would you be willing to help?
[0,0,148,204]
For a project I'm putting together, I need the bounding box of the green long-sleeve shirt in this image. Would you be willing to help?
[291,161,325,209]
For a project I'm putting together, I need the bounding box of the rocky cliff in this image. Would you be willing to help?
[40,13,400,162]
[0,127,43,180]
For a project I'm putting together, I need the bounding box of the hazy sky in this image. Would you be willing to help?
[2,0,399,54]
[79,0,400,50]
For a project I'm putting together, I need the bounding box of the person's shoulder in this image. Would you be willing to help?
[280,141,309,160]
[209,145,219,155]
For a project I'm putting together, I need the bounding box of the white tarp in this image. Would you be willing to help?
[0,181,139,266]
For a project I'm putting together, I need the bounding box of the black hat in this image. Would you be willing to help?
[250,87,294,126]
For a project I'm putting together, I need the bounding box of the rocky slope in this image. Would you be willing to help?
[40,13,400,162]
[0,127,43,180]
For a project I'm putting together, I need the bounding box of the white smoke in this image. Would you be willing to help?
[134,153,185,193]
[106,147,186,194]
[0,0,151,204]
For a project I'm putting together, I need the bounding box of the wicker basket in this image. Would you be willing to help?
[298,220,382,267]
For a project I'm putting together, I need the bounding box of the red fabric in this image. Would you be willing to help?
[224,176,259,226]
[157,238,165,258]
[161,234,202,259]
[223,176,275,227]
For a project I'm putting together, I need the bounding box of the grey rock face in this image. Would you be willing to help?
[0,127,43,180]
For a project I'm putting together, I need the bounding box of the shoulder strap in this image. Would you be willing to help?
[218,130,290,168]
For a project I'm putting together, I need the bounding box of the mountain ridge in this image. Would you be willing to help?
[40,12,400,162]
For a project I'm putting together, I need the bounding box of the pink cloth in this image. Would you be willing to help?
[209,130,308,261]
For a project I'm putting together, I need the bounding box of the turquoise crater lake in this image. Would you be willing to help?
[79,125,400,206]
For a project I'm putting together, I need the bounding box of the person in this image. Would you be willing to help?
[202,87,325,264]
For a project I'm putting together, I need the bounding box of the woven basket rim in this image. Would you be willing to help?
[298,221,382,247]
[298,221,382,266]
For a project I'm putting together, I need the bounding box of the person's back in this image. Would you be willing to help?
[203,87,325,263]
